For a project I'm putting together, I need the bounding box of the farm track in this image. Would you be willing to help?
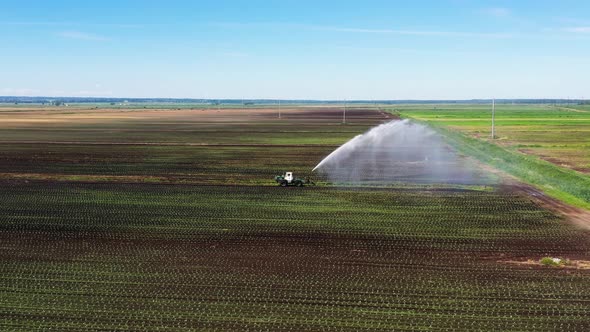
[551,106,590,113]
[464,153,590,231]
[506,183,590,232]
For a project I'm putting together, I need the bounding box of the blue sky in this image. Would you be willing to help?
[1,0,590,100]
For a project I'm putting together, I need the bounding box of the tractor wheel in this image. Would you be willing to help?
[280,181,287,187]
[296,181,303,187]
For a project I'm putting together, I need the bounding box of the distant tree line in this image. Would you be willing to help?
[0,96,587,105]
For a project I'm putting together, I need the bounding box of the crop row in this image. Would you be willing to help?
[1,181,589,330]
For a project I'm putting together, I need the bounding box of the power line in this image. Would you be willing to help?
[343,99,347,124]
[491,98,496,139]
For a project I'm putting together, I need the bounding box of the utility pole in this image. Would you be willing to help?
[278,99,281,119]
[491,98,496,139]
[343,99,347,124]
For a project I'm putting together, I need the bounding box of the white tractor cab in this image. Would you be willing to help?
[274,171,310,187]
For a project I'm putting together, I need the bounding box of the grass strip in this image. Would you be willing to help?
[402,116,590,210]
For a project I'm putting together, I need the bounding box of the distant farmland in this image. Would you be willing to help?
[0,105,589,331]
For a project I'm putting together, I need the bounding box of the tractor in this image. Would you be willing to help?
[274,172,313,187]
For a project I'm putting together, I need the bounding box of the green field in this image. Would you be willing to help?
[396,104,590,173]
[396,105,590,209]
[1,105,589,331]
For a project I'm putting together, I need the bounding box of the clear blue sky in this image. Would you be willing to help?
[1,0,589,100]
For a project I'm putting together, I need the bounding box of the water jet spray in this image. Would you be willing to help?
[312,119,486,185]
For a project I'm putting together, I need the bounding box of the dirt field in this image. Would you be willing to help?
[0,106,394,185]
[1,105,589,331]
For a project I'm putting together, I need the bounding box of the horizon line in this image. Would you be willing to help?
[0,96,587,103]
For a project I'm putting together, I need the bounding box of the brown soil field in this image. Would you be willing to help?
[1,105,590,331]
[0,107,394,127]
